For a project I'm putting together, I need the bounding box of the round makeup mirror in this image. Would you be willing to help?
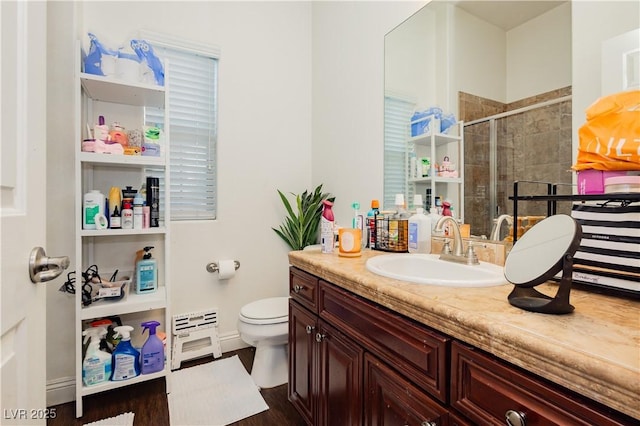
[504,214,582,314]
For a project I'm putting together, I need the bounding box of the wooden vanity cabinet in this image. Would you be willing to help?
[289,266,637,426]
[289,267,449,426]
[289,268,363,426]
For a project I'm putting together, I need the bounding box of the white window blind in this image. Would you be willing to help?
[384,95,414,210]
[145,44,218,220]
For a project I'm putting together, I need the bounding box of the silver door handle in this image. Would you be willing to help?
[29,247,70,283]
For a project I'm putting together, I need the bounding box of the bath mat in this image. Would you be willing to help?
[83,412,134,426]
[168,355,269,425]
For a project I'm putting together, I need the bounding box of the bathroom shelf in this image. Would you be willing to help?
[74,43,172,418]
[80,287,167,320]
[406,121,464,219]
[80,227,167,237]
[78,152,166,167]
[80,72,165,107]
[81,369,167,397]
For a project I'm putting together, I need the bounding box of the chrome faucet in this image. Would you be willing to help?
[435,216,479,265]
[489,214,513,241]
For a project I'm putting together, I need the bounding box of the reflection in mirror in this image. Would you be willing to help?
[384,1,573,237]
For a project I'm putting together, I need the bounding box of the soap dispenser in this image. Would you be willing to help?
[136,246,157,294]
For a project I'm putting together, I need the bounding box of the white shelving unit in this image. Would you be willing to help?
[74,48,171,417]
[407,121,464,221]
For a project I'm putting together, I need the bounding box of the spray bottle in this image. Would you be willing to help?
[140,320,164,374]
[110,325,140,381]
[320,200,335,253]
[366,199,380,249]
[82,327,112,386]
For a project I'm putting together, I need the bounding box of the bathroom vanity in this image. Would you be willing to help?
[287,249,639,425]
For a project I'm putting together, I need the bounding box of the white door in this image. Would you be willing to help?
[1,2,63,425]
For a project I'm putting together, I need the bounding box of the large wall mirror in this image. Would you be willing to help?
[384,1,639,238]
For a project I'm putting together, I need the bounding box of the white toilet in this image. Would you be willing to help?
[237,296,289,388]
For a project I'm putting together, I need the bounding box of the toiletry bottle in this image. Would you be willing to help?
[366,199,380,248]
[351,202,366,248]
[83,190,105,230]
[321,200,335,254]
[136,246,157,294]
[94,115,109,141]
[110,206,121,229]
[428,207,442,232]
[110,326,140,381]
[121,201,134,229]
[133,192,144,230]
[82,327,112,386]
[146,177,160,228]
[108,186,122,220]
[408,195,432,254]
[140,320,164,374]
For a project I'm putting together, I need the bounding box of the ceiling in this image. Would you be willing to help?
[453,1,567,31]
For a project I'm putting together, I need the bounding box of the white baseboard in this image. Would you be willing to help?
[46,330,249,406]
[46,376,76,407]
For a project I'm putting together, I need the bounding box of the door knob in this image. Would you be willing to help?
[29,247,70,283]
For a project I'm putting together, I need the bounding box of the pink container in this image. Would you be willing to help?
[577,170,626,195]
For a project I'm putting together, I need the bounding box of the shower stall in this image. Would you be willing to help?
[460,88,573,238]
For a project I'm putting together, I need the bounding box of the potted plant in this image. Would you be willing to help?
[273,184,334,251]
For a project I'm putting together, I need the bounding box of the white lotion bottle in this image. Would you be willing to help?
[408,195,431,254]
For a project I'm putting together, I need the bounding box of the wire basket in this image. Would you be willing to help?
[372,216,408,252]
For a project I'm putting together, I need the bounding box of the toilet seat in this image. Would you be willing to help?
[239,296,289,325]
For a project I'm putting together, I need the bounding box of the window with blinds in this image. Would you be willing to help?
[145,40,218,221]
[384,96,415,210]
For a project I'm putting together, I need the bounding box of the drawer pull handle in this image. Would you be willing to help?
[420,422,436,426]
[315,332,326,343]
[293,284,305,293]
[505,409,526,426]
[305,325,315,334]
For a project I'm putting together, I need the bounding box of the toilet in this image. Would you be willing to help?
[237,296,289,388]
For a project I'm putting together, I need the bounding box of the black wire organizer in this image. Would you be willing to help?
[509,180,640,299]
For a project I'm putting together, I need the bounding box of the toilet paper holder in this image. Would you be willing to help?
[206,260,241,274]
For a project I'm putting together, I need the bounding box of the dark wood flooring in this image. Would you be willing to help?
[47,347,306,426]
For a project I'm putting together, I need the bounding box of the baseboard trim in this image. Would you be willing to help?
[46,331,249,406]
[46,376,76,407]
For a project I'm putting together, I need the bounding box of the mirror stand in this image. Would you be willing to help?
[508,253,575,315]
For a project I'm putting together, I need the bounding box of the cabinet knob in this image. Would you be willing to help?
[315,332,326,343]
[305,325,315,334]
[505,409,526,426]
[293,284,305,293]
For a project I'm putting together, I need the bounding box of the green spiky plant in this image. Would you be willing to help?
[273,184,335,251]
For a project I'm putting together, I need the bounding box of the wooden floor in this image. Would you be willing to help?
[47,347,306,426]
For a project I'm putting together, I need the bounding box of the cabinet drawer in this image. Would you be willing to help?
[364,353,448,426]
[290,267,319,314]
[320,281,449,403]
[451,341,634,426]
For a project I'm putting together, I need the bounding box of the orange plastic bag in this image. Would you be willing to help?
[573,90,640,171]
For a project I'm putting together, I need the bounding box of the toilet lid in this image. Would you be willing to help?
[240,296,289,324]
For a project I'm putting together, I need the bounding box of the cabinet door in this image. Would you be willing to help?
[364,353,448,426]
[317,321,363,426]
[288,300,316,425]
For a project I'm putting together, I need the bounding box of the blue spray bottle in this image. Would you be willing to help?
[140,320,164,374]
[110,326,140,381]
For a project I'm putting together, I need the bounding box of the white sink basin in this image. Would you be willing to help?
[366,253,508,287]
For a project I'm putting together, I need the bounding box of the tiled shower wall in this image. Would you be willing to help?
[459,87,573,237]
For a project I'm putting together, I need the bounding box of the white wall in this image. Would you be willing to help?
[46,0,313,405]
[507,2,572,102]
[572,1,640,168]
[311,1,425,225]
[46,0,425,406]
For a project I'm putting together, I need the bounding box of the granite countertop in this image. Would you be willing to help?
[288,248,640,420]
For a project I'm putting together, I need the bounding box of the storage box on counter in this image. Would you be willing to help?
[570,202,640,298]
[576,170,639,195]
